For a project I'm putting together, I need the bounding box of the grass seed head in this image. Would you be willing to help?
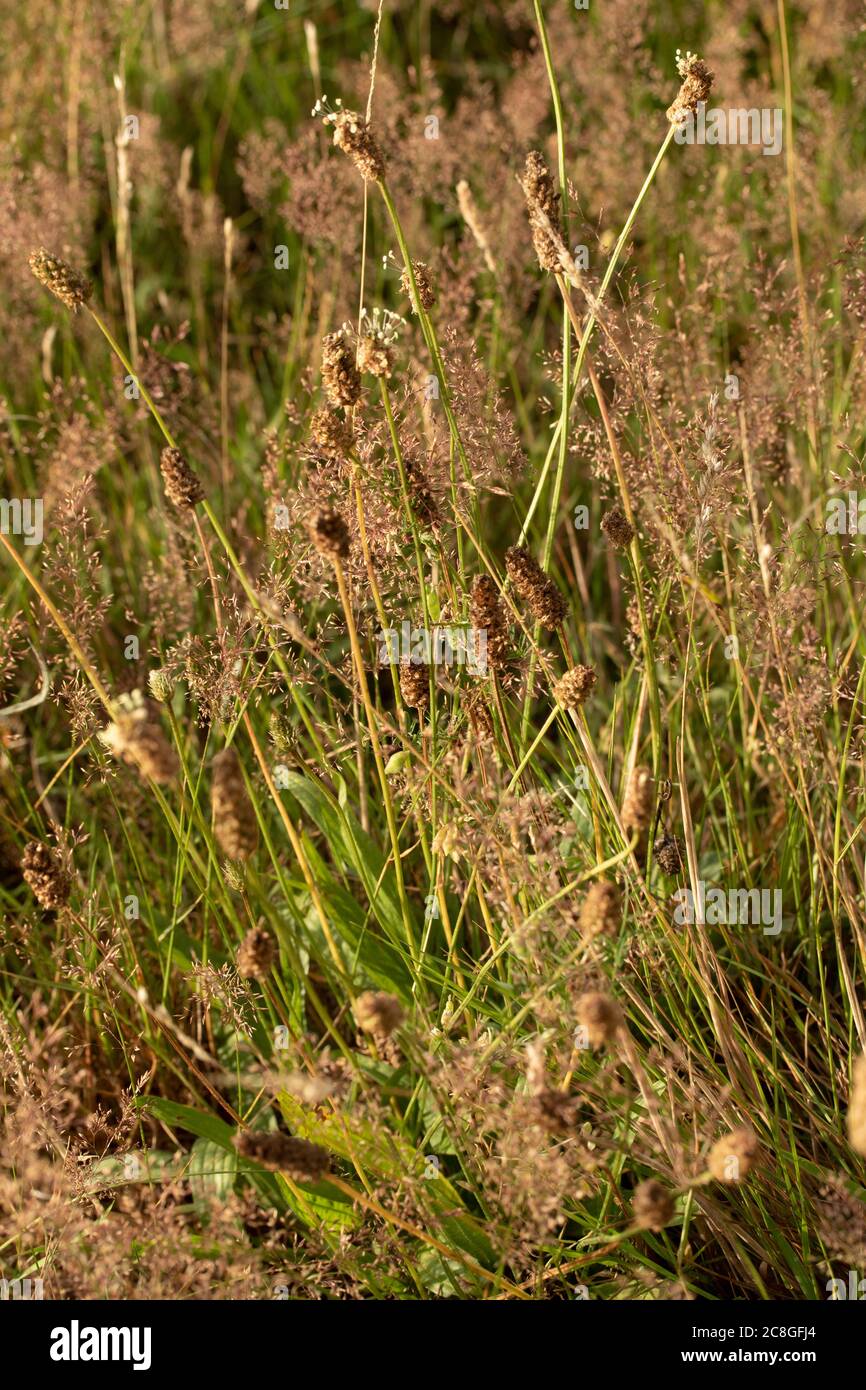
[399,660,430,711]
[554,664,597,709]
[531,1087,580,1134]
[401,260,436,312]
[357,334,393,379]
[521,151,563,275]
[504,545,566,629]
[309,407,354,460]
[633,1178,675,1231]
[708,1126,759,1183]
[328,108,385,182]
[601,507,635,549]
[307,507,350,562]
[147,667,175,703]
[29,247,93,312]
[576,990,623,1046]
[654,833,685,877]
[212,747,259,861]
[353,990,404,1037]
[622,765,654,836]
[666,51,714,124]
[321,329,362,408]
[100,701,179,785]
[237,927,275,981]
[21,841,71,911]
[160,445,204,509]
[470,575,511,671]
[579,879,621,940]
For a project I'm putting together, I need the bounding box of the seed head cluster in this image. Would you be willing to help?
[160,446,204,509]
[504,545,566,629]
[212,747,259,861]
[469,575,510,672]
[554,664,597,710]
[21,841,71,911]
[579,879,621,940]
[654,833,685,877]
[309,407,353,460]
[399,660,430,711]
[622,765,654,837]
[29,248,93,311]
[237,927,275,981]
[576,991,623,1047]
[99,702,179,785]
[307,507,350,562]
[321,330,362,408]
[401,260,436,312]
[667,51,714,124]
[353,991,404,1038]
[632,1179,674,1231]
[601,507,635,550]
[328,109,385,182]
[521,152,564,275]
[707,1127,759,1183]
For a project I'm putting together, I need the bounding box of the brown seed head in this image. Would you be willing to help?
[353,990,404,1038]
[708,1127,759,1183]
[504,545,566,629]
[309,407,353,460]
[307,507,350,563]
[626,592,655,638]
[601,507,635,549]
[237,927,275,981]
[554,664,597,709]
[212,747,259,861]
[321,330,362,408]
[160,446,204,509]
[100,702,179,785]
[576,991,623,1047]
[654,833,685,877]
[521,151,563,274]
[633,1178,675,1231]
[622,765,654,837]
[847,1052,866,1156]
[579,879,621,940]
[29,248,92,312]
[401,260,436,312]
[666,51,714,124]
[329,109,385,182]
[147,668,174,703]
[235,1131,330,1182]
[470,575,511,672]
[465,686,495,741]
[357,335,393,379]
[399,660,430,712]
[531,1087,580,1135]
[21,842,71,911]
